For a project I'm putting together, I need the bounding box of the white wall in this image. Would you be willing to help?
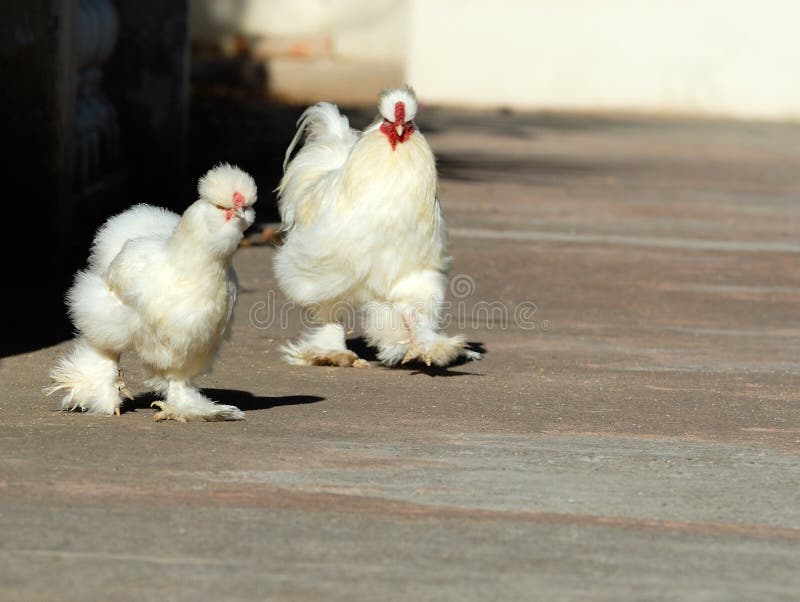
[407,0,800,119]
[190,0,800,119]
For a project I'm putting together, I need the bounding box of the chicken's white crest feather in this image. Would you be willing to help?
[198,163,257,208]
[378,86,418,122]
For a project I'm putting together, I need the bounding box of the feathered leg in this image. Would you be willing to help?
[148,379,244,422]
[399,309,480,366]
[45,337,126,415]
[362,301,410,365]
[365,270,481,367]
[281,323,367,367]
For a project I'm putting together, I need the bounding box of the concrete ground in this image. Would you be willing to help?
[2,111,799,601]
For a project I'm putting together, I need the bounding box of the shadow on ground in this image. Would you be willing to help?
[436,152,607,184]
[127,389,324,414]
[347,336,485,375]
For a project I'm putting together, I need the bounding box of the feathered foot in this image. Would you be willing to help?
[150,399,244,422]
[281,324,366,367]
[378,310,481,367]
[400,333,481,367]
[45,338,123,416]
[149,382,244,422]
[282,343,365,367]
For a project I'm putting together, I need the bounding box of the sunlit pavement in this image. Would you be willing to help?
[2,112,799,600]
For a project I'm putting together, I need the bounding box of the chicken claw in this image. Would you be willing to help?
[401,335,477,367]
[151,400,187,423]
[401,346,419,365]
[115,369,134,401]
[402,349,432,366]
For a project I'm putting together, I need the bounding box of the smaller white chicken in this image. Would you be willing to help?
[46,164,257,421]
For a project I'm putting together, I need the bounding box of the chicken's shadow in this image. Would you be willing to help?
[202,389,324,411]
[128,389,323,412]
[347,337,486,376]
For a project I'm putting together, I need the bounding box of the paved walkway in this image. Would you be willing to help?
[2,110,799,600]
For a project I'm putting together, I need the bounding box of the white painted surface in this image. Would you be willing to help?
[407,0,800,119]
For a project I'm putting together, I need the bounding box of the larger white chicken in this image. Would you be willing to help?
[275,86,480,367]
[47,164,257,421]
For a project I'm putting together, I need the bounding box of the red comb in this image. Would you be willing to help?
[233,191,245,208]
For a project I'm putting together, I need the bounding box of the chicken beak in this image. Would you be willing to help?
[395,123,404,136]
[235,207,245,219]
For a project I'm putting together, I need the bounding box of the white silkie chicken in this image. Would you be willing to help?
[275,86,480,367]
[47,164,257,421]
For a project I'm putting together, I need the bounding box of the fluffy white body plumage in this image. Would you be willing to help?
[275,87,480,367]
[47,164,257,420]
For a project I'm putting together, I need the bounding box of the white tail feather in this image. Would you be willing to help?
[282,102,354,171]
[278,102,360,229]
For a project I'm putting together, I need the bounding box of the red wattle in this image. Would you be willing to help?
[380,121,399,149]
[399,123,414,143]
